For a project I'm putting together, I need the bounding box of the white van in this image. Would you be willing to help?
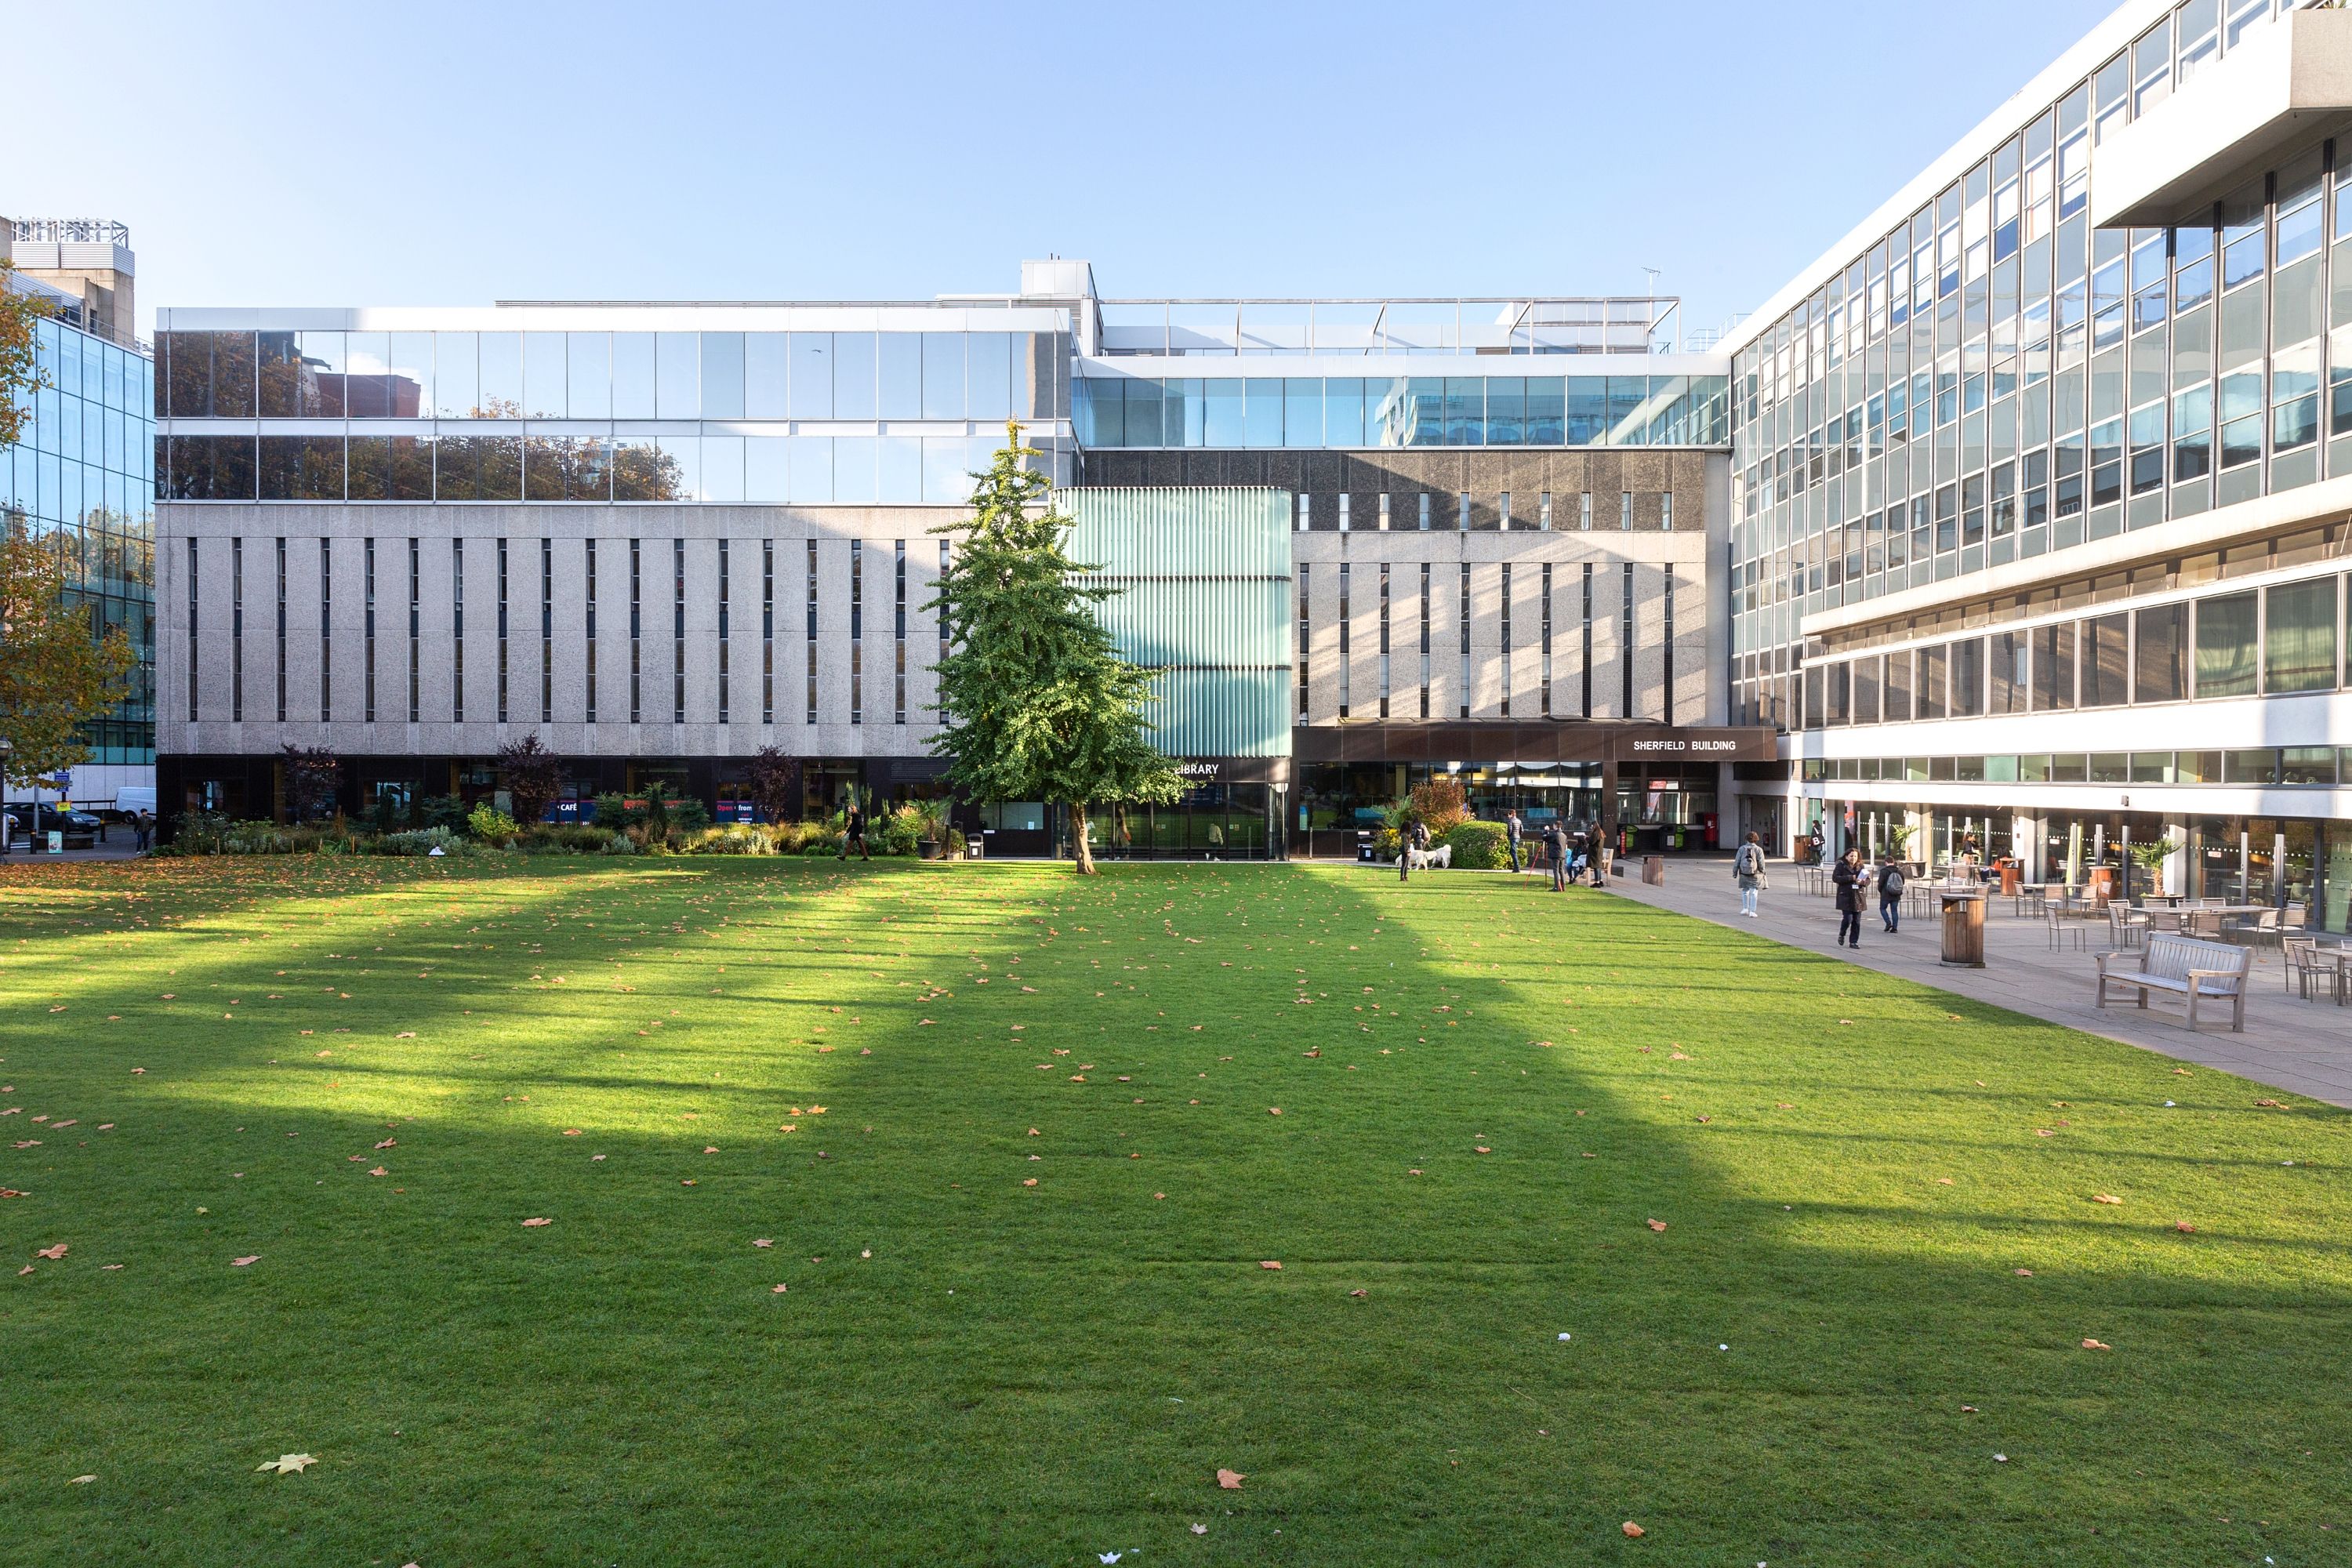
[111,786,157,817]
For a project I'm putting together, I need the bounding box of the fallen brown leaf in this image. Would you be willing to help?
[1216,1468,1245,1490]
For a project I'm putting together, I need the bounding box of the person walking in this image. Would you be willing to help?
[1547,818,1570,891]
[1590,822,1610,887]
[1504,809,1524,873]
[1832,846,1865,949]
[1733,830,1767,918]
[1398,818,1428,882]
[1878,855,1907,933]
[133,811,154,852]
[840,799,871,862]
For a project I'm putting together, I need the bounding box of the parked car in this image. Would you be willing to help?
[4,804,106,848]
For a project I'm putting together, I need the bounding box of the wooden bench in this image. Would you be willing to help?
[2095,934,2252,1032]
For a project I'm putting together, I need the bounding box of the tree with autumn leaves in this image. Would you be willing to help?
[926,425,1181,874]
[0,265,135,787]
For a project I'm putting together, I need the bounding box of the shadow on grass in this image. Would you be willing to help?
[0,858,2347,1566]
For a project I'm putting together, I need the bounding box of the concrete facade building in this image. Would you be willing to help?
[1726,0,2352,925]
[151,279,1763,854]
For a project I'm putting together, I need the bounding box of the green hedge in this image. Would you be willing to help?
[1445,820,1511,870]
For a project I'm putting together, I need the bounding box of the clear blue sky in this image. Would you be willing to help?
[13,0,2122,338]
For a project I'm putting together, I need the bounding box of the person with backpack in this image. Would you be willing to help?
[1547,818,1570,892]
[1878,855,1907,933]
[1733,831,1767,918]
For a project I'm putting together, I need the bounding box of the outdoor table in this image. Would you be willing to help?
[2319,947,2352,1006]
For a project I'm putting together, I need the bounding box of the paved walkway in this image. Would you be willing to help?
[0,841,143,864]
[1603,854,2352,1107]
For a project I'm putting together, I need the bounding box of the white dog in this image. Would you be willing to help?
[1403,843,1453,871]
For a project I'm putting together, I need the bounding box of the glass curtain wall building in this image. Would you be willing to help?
[0,260,156,808]
[1729,0,2352,924]
[153,267,1773,855]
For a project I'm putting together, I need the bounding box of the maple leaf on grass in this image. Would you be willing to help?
[1216,1468,1245,1490]
[254,1454,315,1475]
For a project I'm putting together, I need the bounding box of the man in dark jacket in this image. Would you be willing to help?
[1547,819,1570,891]
[1504,809,1524,873]
[1399,818,1428,882]
[1878,856,1907,933]
[1832,847,1864,948]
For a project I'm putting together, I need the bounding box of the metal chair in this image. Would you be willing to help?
[2045,906,2086,951]
[2285,937,2338,1002]
[2106,903,2149,949]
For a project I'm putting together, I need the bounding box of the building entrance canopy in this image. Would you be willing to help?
[1292,720,1777,765]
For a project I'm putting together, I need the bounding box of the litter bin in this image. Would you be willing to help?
[1939,886,1986,967]
[1642,855,1665,885]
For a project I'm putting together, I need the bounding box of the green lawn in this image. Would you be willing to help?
[2,856,2347,1565]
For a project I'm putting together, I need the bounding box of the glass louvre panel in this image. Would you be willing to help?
[1950,637,1982,716]
[1917,644,1947,719]
[1990,630,2027,711]
[2080,613,2129,706]
[2194,590,2258,697]
[2133,601,2185,701]
[1853,655,1880,723]
[2264,578,2337,692]
[2034,622,2075,709]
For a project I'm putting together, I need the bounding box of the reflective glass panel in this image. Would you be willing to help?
[746,334,789,418]
[922,333,964,419]
[524,332,566,418]
[873,334,916,419]
[656,333,699,418]
[700,332,744,419]
[387,332,432,418]
[612,333,656,418]
[968,333,1013,421]
[789,334,833,419]
[567,332,610,419]
[479,332,522,416]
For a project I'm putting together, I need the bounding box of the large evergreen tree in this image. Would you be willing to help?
[926,425,1181,873]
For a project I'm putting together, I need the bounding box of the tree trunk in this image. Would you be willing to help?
[1069,801,1096,875]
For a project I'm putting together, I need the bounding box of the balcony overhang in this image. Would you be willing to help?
[2091,7,2352,231]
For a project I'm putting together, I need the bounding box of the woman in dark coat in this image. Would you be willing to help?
[1831,847,1865,949]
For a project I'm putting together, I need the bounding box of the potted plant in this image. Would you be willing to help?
[2129,837,2178,898]
[909,800,949,860]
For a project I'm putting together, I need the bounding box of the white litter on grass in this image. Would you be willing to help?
[1557,1333,1571,1341]
[2164,1100,2176,1107]
[1993,1454,2008,1462]
[1719,1343,1729,1351]
[1098,1554,1126,1565]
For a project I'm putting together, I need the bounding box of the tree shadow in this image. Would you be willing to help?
[0,857,2347,1566]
